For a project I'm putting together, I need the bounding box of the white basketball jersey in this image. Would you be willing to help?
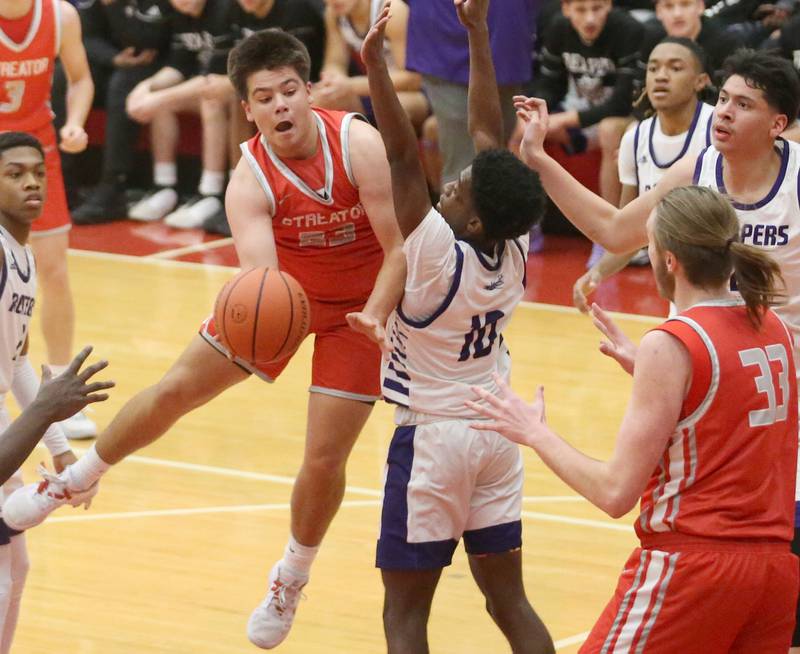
[0,228,35,396]
[628,102,713,194]
[382,208,528,419]
[693,139,800,343]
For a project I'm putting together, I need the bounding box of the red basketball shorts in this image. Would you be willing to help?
[200,296,381,402]
[580,542,798,653]
[30,123,70,235]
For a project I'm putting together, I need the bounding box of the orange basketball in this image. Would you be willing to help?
[213,267,311,365]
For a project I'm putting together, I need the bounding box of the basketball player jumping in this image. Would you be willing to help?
[471,185,799,652]
[514,48,800,653]
[364,1,553,652]
[0,0,97,439]
[4,29,404,650]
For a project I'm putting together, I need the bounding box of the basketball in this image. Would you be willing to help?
[213,267,311,365]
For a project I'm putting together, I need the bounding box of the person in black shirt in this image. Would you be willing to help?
[772,12,800,142]
[532,0,644,262]
[641,0,743,80]
[124,0,237,228]
[53,0,172,224]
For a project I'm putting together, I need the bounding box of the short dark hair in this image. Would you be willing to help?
[471,149,546,241]
[228,28,311,100]
[656,36,708,74]
[721,49,800,120]
[0,132,43,159]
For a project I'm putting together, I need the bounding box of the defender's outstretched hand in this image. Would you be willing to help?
[573,269,602,313]
[455,0,489,29]
[361,2,392,69]
[590,304,637,375]
[514,96,549,165]
[35,346,114,423]
[466,373,546,448]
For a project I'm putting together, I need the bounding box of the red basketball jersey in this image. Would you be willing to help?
[0,0,59,132]
[637,302,798,544]
[241,108,384,305]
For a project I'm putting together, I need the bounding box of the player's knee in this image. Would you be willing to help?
[152,367,207,412]
[300,449,348,479]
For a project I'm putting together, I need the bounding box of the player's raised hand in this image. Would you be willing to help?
[58,124,88,153]
[466,373,546,448]
[590,304,637,375]
[573,269,601,313]
[455,0,489,29]
[514,96,549,165]
[361,1,391,69]
[34,346,114,423]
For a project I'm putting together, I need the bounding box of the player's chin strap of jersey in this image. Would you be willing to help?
[11,356,70,456]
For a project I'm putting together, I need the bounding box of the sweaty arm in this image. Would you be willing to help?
[59,2,94,132]
[349,119,406,324]
[225,157,279,271]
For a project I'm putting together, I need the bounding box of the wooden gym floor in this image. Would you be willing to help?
[12,225,666,653]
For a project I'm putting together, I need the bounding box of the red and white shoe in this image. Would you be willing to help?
[247,561,307,649]
[2,464,97,531]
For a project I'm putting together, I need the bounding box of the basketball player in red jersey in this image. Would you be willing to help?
[3,28,404,650]
[0,0,95,438]
[471,186,799,653]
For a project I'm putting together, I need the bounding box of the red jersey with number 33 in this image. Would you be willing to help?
[637,302,798,543]
[241,108,384,305]
[0,0,59,132]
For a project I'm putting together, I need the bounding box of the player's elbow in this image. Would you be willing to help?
[601,487,637,519]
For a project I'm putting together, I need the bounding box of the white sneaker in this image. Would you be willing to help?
[165,195,223,229]
[247,562,307,649]
[59,410,96,440]
[2,464,98,531]
[128,187,179,222]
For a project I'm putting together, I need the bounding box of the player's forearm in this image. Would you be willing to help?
[365,58,419,166]
[467,24,503,150]
[0,403,54,485]
[361,247,406,325]
[64,75,94,127]
[523,152,619,246]
[593,250,640,280]
[527,427,635,518]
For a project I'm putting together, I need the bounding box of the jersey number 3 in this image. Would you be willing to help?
[739,344,790,427]
[0,81,25,113]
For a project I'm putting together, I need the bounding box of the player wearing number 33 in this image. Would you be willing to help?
[470,186,799,653]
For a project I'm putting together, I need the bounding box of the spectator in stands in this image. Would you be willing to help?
[312,0,428,132]
[124,0,236,229]
[704,0,795,46]
[532,0,644,265]
[641,0,743,79]
[405,0,536,187]
[53,0,172,224]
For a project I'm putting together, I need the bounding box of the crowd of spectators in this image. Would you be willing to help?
[56,0,800,240]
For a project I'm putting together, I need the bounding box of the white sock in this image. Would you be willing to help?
[154,162,177,187]
[0,534,27,654]
[198,170,225,196]
[281,534,318,580]
[65,444,110,491]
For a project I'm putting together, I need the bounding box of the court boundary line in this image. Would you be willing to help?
[67,248,663,323]
[46,499,382,523]
[555,631,591,650]
[147,237,235,260]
